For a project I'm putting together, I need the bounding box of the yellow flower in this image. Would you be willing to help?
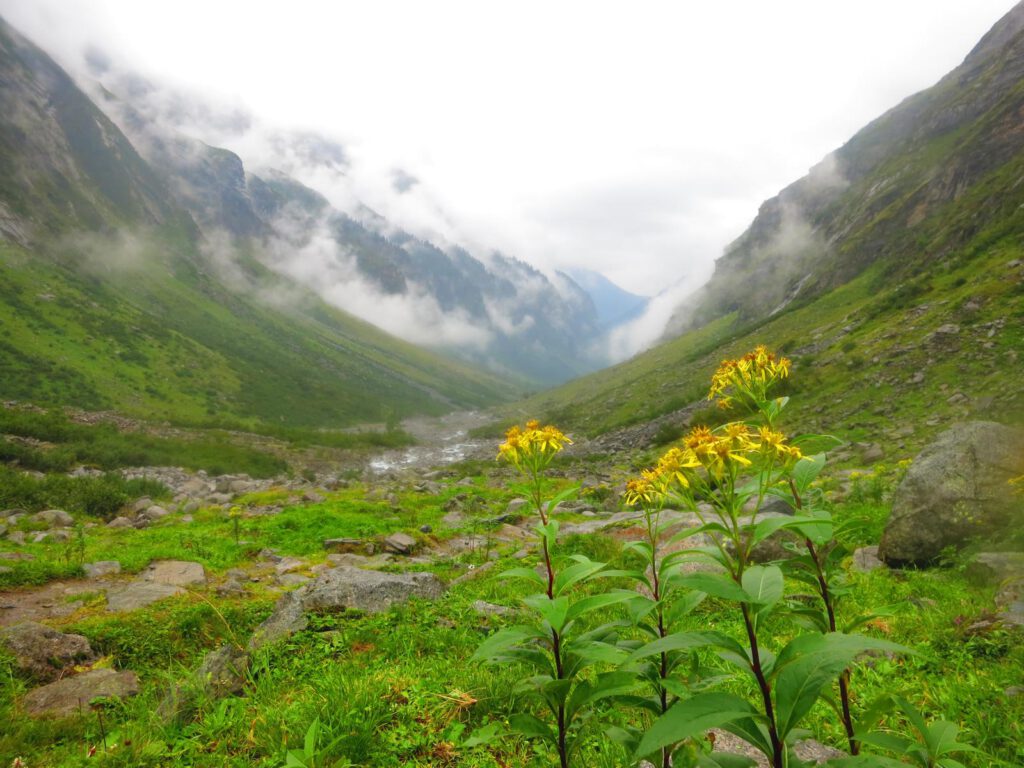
[707,345,790,408]
[497,420,572,471]
[757,426,802,463]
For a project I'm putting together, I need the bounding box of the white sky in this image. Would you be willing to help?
[0,0,1016,296]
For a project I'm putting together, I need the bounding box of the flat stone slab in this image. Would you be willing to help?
[106,582,184,612]
[143,560,206,587]
[83,561,121,578]
[23,668,140,717]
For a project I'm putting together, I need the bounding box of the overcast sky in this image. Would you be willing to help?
[0,0,1016,299]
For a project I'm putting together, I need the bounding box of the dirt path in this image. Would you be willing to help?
[0,577,117,627]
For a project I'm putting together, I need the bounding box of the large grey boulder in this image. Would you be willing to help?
[249,566,445,649]
[23,668,139,717]
[879,422,1024,564]
[0,622,94,682]
[32,509,74,528]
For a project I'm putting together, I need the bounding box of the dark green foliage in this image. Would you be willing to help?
[0,466,167,518]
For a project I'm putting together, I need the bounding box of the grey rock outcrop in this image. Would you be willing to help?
[249,566,445,649]
[878,422,1024,564]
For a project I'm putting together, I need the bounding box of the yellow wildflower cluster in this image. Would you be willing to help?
[625,422,802,506]
[708,345,791,408]
[1011,474,1024,495]
[497,419,572,471]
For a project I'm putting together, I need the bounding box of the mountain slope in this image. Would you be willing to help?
[513,4,1024,453]
[93,78,606,385]
[0,16,518,427]
[667,1,1024,335]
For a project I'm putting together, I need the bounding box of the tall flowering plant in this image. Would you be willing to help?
[471,421,636,768]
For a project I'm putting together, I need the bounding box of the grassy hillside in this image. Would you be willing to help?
[0,229,520,429]
[513,229,1024,452]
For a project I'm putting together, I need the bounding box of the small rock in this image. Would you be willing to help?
[23,668,140,717]
[141,505,169,521]
[32,509,74,528]
[965,552,1024,587]
[182,502,200,514]
[852,546,885,573]
[861,444,885,463]
[82,561,121,579]
[106,516,133,529]
[6,530,25,545]
[132,497,153,513]
[143,560,206,587]
[472,600,513,616]
[0,508,27,518]
[0,551,34,561]
[934,323,960,335]
[505,498,528,515]
[382,532,417,555]
[276,573,311,588]
[419,524,433,534]
[302,490,324,504]
[274,557,306,575]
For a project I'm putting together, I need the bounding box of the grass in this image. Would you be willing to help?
[0,464,1021,767]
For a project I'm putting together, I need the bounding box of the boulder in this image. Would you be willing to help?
[140,505,169,522]
[32,509,74,528]
[106,516,133,529]
[249,566,445,649]
[158,644,250,724]
[323,537,366,553]
[23,668,139,717]
[382,532,417,555]
[0,622,94,682]
[878,422,1024,564]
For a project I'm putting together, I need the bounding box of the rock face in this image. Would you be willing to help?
[878,422,1024,564]
[22,668,140,717]
[250,566,445,649]
[0,622,94,682]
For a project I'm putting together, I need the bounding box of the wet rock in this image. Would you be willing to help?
[82,561,121,578]
[382,532,417,555]
[23,668,140,717]
[879,422,1024,564]
[0,622,94,682]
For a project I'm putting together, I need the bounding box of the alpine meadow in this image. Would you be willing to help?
[0,3,1022,768]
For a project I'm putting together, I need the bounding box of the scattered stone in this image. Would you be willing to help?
[132,497,153,513]
[143,560,206,587]
[934,323,960,335]
[861,444,885,463]
[250,567,446,649]
[106,516,133,529]
[852,546,885,573]
[1006,686,1024,698]
[505,498,528,515]
[0,622,94,682]
[276,573,311,588]
[274,557,306,575]
[23,668,140,717]
[0,551,34,561]
[0,508,26,518]
[182,501,200,514]
[707,729,844,766]
[473,600,512,616]
[382,532,417,555]
[106,582,184,612]
[442,510,467,527]
[32,509,74,528]
[140,505,169,522]
[302,490,324,504]
[419,524,433,534]
[82,561,121,578]
[5,530,25,545]
[326,553,372,567]
[878,422,1024,564]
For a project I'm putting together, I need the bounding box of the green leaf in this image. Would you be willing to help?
[676,572,749,602]
[748,515,816,548]
[792,454,826,493]
[566,671,638,721]
[774,634,907,739]
[565,590,636,623]
[741,565,784,608]
[636,692,759,758]
[508,713,555,744]
[523,594,570,633]
[664,590,707,625]
[626,631,726,664]
[553,559,607,596]
[304,717,320,757]
[545,484,580,516]
[472,626,545,662]
[463,721,504,747]
[696,752,759,767]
